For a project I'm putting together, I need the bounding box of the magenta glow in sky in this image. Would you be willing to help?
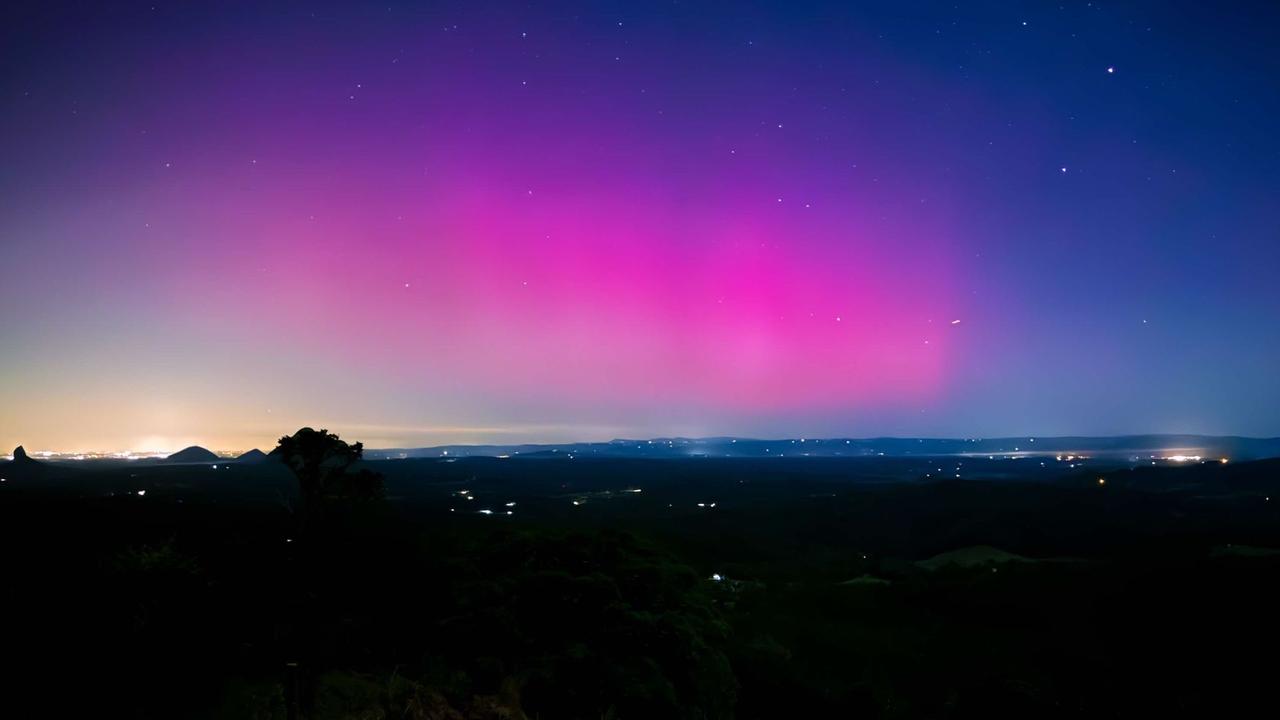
[3,2,1279,451]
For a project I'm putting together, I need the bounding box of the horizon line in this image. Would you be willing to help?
[8,431,1280,460]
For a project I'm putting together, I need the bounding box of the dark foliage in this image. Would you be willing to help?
[272,427,384,511]
[4,452,1280,718]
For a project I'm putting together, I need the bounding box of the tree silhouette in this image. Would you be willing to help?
[272,428,383,513]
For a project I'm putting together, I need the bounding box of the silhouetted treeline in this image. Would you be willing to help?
[4,437,1280,718]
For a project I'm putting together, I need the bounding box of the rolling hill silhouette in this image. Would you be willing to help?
[234,448,269,464]
[9,445,35,465]
[165,446,219,463]
[2,446,57,481]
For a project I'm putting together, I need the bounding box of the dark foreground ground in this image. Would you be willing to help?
[4,454,1280,718]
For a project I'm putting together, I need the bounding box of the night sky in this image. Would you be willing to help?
[2,1,1278,452]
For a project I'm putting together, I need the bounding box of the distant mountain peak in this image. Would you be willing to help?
[11,445,33,463]
[235,448,268,464]
[165,446,220,463]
